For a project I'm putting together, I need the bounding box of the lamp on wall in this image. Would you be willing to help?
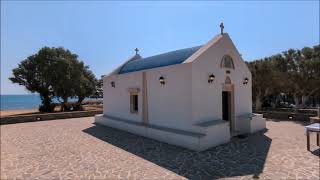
[208,74,215,83]
[111,81,115,88]
[159,76,165,85]
[243,77,249,85]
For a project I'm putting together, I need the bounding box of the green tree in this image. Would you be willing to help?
[74,64,97,104]
[92,77,103,98]
[249,44,320,111]
[248,58,276,110]
[49,49,80,111]
[299,45,320,107]
[282,47,320,110]
[47,48,98,111]
[9,47,59,112]
[10,47,98,112]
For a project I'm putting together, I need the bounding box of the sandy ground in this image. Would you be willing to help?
[1,117,319,179]
[0,105,102,118]
[0,109,39,117]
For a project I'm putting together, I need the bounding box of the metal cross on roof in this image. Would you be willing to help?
[220,22,224,35]
[135,48,139,55]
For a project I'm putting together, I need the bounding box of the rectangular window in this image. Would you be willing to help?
[130,94,138,113]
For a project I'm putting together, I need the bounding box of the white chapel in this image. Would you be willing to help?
[95,24,266,151]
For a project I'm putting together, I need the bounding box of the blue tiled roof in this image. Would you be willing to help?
[119,46,202,74]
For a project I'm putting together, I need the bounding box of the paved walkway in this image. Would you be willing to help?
[1,117,319,179]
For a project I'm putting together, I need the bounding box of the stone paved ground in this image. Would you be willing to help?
[1,117,319,180]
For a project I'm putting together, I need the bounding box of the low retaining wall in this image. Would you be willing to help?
[255,111,315,121]
[0,110,102,125]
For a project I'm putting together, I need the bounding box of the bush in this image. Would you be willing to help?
[39,103,56,113]
[73,102,84,111]
[61,102,84,111]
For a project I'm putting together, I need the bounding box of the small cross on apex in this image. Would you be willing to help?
[220,22,224,35]
[134,48,139,55]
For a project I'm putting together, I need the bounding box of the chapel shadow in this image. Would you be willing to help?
[83,124,271,180]
[311,148,320,157]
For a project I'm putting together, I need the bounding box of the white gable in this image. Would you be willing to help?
[184,33,250,74]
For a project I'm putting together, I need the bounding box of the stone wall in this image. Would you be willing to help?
[255,110,316,121]
[0,110,102,125]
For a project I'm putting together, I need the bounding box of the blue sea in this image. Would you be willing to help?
[0,94,102,110]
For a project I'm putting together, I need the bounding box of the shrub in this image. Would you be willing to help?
[61,102,84,111]
[39,103,56,113]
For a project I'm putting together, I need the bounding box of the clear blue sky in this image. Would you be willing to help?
[1,1,319,95]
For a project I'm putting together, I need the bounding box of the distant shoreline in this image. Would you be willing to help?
[1,94,102,111]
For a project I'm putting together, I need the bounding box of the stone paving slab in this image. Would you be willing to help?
[1,117,319,179]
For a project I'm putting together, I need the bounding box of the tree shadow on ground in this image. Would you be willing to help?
[83,124,271,180]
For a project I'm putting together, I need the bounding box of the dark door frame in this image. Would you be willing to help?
[222,91,231,122]
[222,84,235,133]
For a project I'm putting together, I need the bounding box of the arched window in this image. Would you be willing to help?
[221,55,235,69]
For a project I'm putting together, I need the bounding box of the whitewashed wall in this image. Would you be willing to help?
[146,63,194,131]
[190,34,252,128]
[103,71,143,123]
[104,63,195,131]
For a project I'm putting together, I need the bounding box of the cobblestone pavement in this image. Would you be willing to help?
[1,117,319,180]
